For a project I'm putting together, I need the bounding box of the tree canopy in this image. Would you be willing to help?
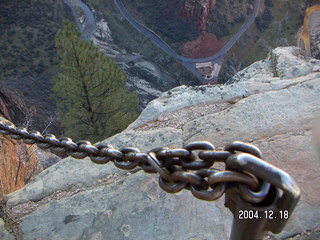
[52,20,139,142]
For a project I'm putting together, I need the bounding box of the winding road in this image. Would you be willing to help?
[115,0,261,83]
[65,0,260,83]
[63,0,97,40]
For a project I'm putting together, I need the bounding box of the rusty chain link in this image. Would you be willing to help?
[0,121,269,203]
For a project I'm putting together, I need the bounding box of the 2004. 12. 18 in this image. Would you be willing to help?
[238,210,289,220]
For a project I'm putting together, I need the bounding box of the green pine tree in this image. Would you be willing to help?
[52,20,139,142]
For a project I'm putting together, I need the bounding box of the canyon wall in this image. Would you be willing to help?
[0,90,60,200]
[0,118,43,200]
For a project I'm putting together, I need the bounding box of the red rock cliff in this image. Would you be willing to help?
[0,128,43,200]
[0,88,43,200]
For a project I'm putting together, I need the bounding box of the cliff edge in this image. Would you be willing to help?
[1,47,320,240]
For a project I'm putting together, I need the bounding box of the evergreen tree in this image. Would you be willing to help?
[52,20,139,142]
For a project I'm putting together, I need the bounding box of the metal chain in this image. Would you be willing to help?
[0,121,269,203]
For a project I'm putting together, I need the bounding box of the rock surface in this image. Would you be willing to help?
[18,172,232,240]
[2,47,320,239]
[4,127,182,207]
[129,47,320,129]
[0,218,15,240]
[0,118,44,200]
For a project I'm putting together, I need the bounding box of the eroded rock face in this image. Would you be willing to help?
[270,47,319,78]
[0,87,61,200]
[0,118,44,200]
[3,47,320,239]
[0,88,28,124]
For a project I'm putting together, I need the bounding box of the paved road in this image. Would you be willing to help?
[70,0,260,82]
[63,0,97,40]
[114,0,260,64]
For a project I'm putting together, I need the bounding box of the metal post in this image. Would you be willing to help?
[227,193,276,240]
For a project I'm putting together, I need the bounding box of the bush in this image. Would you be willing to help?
[264,0,274,7]
[255,8,273,32]
[127,0,199,43]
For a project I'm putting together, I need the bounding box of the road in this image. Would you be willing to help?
[66,0,260,83]
[114,0,260,83]
[63,0,97,40]
[115,0,260,63]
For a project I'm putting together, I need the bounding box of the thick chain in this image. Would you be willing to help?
[0,121,269,203]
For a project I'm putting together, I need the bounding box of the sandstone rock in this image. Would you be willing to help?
[4,156,117,207]
[0,87,31,125]
[19,171,232,240]
[5,128,182,207]
[183,77,320,145]
[0,118,44,200]
[101,127,183,150]
[3,47,320,239]
[270,47,320,79]
[249,131,320,239]
[0,218,15,240]
[128,47,320,129]
[229,58,273,83]
[13,132,320,239]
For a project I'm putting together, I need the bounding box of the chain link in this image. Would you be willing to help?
[0,121,269,203]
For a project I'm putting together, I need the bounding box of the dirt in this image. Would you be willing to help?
[181,33,226,58]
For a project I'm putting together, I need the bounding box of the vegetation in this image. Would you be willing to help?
[0,0,72,79]
[208,0,252,39]
[84,0,199,85]
[1,0,315,97]
[255,8,273,32]
[122,0,199,43]
[90,0,315,84]
[219,0,316,82]
[264,0,274,8]
[52,21,139,142]
[0,0,75,133]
